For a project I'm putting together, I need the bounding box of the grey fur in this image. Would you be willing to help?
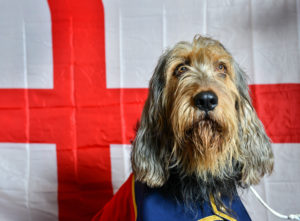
[131,50,172,187]
[234,62,274,186]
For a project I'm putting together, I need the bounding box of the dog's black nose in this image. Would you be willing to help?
[194,91,218,112]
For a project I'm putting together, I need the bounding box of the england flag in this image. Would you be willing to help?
[0,0,299,220]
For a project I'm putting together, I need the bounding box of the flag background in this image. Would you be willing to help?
[0,0,299,220]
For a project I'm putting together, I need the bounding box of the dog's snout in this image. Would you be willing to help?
[194,91,218,112]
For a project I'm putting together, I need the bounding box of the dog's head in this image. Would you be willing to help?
[131,36,273,197]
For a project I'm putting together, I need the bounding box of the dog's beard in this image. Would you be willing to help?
[168,97,241,211]
[187,117,224,153]
[167,116,241,212]
[173,114,235,179]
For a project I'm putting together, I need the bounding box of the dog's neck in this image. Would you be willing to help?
[161,167,241,211]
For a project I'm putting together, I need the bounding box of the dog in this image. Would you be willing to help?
[93,36,274,221]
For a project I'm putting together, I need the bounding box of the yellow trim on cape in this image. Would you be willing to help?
[209,195,237,221]
[198,215,224,221]
[132,174,137,220]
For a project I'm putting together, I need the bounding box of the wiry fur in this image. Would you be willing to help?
[131,35,274,211]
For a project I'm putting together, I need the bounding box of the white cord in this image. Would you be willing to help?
[250,186,300,220]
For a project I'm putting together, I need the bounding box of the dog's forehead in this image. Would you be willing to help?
[171,40,232,64]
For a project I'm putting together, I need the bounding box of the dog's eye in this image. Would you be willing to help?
[174,64,188,76]
[216,63,227,73]
[216,63,227,78]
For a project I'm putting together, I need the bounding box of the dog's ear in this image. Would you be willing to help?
[234,62,274,186]
[131,51,171,187]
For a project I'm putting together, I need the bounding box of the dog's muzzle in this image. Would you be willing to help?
[194,91,218,112]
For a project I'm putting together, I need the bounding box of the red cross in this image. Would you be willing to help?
[0,1,299,221]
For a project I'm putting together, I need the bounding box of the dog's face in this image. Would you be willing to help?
[131,36,273,194]
[164,40,240,179]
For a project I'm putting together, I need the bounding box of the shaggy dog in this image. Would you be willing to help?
[93,36,274,221]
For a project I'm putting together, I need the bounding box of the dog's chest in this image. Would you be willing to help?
[135,181,251,221]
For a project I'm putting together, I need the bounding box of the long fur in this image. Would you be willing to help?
[131,35,274,211]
